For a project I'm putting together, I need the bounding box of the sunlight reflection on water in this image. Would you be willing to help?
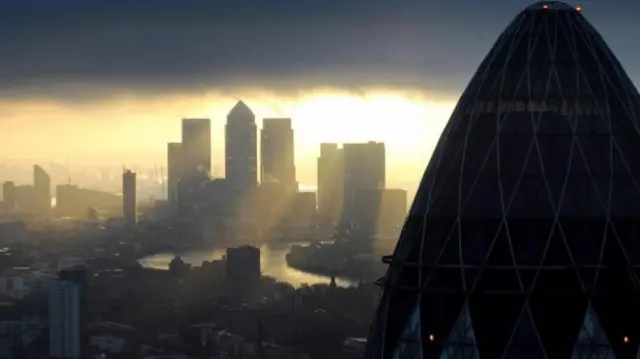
[137,243,357,287]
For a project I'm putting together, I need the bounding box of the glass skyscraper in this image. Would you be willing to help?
[225,101,258,191]
[366,1,640,358]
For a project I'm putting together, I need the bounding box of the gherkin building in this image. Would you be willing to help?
[365,1,640,358]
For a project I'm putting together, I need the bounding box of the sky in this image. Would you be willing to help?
[0,0,638,187]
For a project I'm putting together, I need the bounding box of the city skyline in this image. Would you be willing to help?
[0,93,448,189]
[0,1,639,358]
[3,1,638,189]
[0,100,425,192]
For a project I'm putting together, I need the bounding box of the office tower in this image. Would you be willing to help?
[342,141,385,223]
[352,188,407,234]
[225,101,258,191]
[59,266,88,353]
[2,181,15,211]
[34,165,51,213]
[378,189,407,231]
[182,118,211,181]
[11,185,38,213]
[55,185,121,217]
[122,170,136,227]
[261,118,296,188]
[366,2,640,358]
[317,144,344,226]
[49,280,81,359]
[167,142,182,212]
[289,192,317,227]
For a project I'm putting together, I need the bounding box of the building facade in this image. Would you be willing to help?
[33,165,51,213]
[351,188,407,235]
[342,142,385,224]
[2,182,15,211]
[366,2,640,358]
[122,170,136,227]
[261,118,296,189]
[181,118,211,181]
[167,142,182,213]
[289,191,317,227]
[225,245,261,282]
[55,185,121,217]
[225,101,258,191]
[49,281,81,359]
[317,143,344,227]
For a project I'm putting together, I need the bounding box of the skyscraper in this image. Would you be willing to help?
[167,142,182,212]
[366,2,640,358]
[2,181,15,211]
[225,101,258,191]
[122,170,136,227]
[59,266,88,354]
[49,280,81,359]
[342,141,385,223]
[34,165,51,213]
[317,143,344,226]
[181,118,211,181]
[352,188,407,234]
[261,118,296,189]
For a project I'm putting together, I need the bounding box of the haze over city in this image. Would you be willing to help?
[1,0,640,358]
[2,0,638,189]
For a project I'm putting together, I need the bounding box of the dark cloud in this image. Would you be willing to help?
[0,0,638,100]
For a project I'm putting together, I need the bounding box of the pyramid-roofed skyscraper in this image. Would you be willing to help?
[365,1,640,358]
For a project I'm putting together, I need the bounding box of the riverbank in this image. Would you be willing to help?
[285,255,385,283]
[137,243,359,287]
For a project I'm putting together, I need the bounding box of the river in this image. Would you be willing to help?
[137,243,358,288]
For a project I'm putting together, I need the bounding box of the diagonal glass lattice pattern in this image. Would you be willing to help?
[365,1,640,358]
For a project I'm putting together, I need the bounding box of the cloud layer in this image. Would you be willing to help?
[0,0,638,100]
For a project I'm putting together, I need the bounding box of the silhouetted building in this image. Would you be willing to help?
[255,181,294,235]
[49,280,81,359]
[58,266,87,349]
[366,2,640,358]
[226,101,258,191]
[167,142,182,214]
[317,144,344,227]
[289,192,317,227]
[33,165,51,213]
[182,118,211,181]
[225,245,260,283]
[352,188,407,234]
[56,185,121,217]
[122,170,136,227]
[13,185,38,214]
[342,142,385,224]
[261,118,296,190]
[2,181,15,211]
